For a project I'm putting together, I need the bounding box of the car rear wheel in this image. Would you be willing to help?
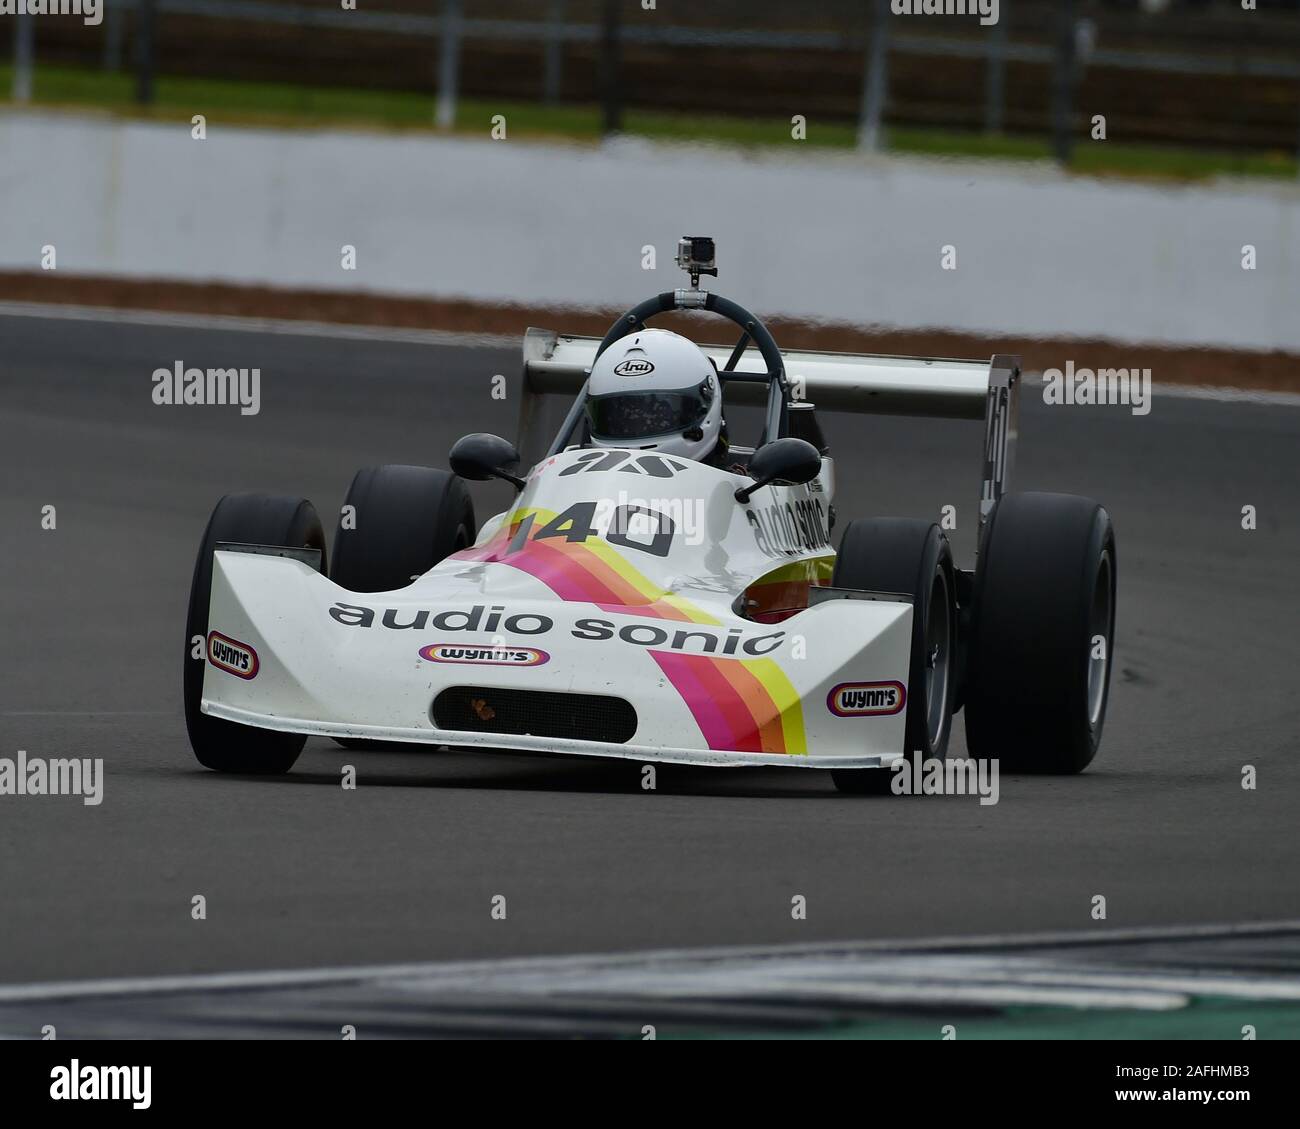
[184,493,326,774]
[330,465,477,749]
[964,492,1116,774]
[827,519,955,795]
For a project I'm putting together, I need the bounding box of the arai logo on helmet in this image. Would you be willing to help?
[419,643,549,667]
[207,631,259,680]
[613,358,655,377]
[827,681,905,716]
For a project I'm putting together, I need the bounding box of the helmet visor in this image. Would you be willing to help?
[587,385,711,442]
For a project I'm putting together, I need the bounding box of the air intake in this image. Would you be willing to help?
[432,687,637,745]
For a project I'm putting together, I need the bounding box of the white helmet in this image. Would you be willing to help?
[585,328,723,461]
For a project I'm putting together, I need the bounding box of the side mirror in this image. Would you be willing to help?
[450,433,525,490]
[734,437,822,504]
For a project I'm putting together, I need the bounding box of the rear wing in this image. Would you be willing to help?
[518,328,1020,527]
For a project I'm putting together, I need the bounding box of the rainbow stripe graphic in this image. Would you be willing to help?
[651,651,807,756]
[452,507,714,623]
[452,506,807,755]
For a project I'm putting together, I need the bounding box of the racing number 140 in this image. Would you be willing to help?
[512,502,675,559]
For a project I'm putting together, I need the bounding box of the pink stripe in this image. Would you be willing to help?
[651,651,739,751]
[506,539,627,605]
[449,527,513,562]
[452,523,634,608]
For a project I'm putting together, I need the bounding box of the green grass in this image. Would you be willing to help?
[888,124,1298,180]
[3,61,1295,182]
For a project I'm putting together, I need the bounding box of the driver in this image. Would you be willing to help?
[584,329,730,466]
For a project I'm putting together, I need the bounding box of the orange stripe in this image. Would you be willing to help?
[712,659,787,754]
[511,537,631,606]
[452,509,709,621]
[689,658,766,753]
[546,538,656,607]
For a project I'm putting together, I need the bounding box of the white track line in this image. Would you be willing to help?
[1021,370,1300,408]
[0,300,518,349]
[0,919,1296,1005]
[3,301,1298,405]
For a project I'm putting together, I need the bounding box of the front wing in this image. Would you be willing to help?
[201,550,914,769]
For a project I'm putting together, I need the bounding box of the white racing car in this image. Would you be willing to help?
[184,237,1115,792]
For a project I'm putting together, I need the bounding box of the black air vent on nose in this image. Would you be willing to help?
[432,687,637,744]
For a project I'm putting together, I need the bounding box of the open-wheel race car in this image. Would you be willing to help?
[184,237,1116,792]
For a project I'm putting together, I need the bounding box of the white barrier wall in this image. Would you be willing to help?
[4,110,1298,351]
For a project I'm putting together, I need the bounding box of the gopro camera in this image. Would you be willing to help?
[676,236,717,287]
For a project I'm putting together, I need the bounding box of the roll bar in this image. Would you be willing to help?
[517,327,1020,534]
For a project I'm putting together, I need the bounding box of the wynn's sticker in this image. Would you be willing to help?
[827,681,905,717]
[207,631,260,680]
[419,643,550,667]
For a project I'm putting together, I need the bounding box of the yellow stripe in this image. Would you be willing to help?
[499,506,668,605]
[746,657,807,756]
[582,537,672,604]
[749,555,835,587]
[658,593,719,625]
[580,530,721,623]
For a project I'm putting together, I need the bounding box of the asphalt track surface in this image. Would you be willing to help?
[2,306,1298,989]
[4,922,1299,1038]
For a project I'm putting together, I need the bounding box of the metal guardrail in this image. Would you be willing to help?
[151,0,857,48]
[143,0,1300,78]
[10,0,1300,160]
